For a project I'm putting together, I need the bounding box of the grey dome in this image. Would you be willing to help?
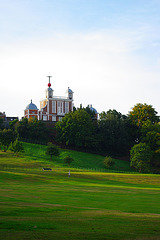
[88,104,98,114]
[26,100,38,110]
[90,107,98,114]
[47,87,53,91]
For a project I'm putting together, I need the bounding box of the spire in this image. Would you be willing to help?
[47,75,52,88]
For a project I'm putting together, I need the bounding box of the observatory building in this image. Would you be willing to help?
[24,76,74,122]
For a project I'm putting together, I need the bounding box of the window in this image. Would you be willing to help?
[58,102,63,114]
[65,102,69,113]
[52,116,56,122]
[43,116,47,121]
[52,101,56,113]
[59,117,63,121]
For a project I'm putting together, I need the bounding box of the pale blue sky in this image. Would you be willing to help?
[0,0,160,117]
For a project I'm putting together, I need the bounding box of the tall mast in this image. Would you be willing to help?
[47,75,52,87]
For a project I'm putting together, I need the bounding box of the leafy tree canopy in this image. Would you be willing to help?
[141,120,160,151]
[46,142,60,161]
[16,118,48,143]
[0,129,16,152]
[128,103,159,127]
[9,139,24,156]
[9,119,18,131]
[100,109,127,121]
[130,142,153,172]
[98,109,132,155]
[56,109,96,149]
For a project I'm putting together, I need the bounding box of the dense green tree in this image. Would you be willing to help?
[128,103,159,127]
[98,110,132,155]
[56,109,96,149]
[128,106,160,171]
[9,119,18,131]
[16,118,48,143]
[28,118,48,142]
[130,142,153,172]
[17,118,29,139]
[0,129,16,152]
[141,120,160,151]
[141,122,160,170]
[46,142,60,161]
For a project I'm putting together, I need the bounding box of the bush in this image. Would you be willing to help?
[60,152,74,166]
[9,139,24,156]
[103,156,115,169]
[64,155,74,166]
[46,142,60,160]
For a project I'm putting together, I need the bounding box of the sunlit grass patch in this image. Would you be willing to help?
[0,142,160,239]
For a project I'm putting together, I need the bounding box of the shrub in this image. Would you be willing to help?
[9,139,24,156]
[64,155,74,166]
[103,156,115,168]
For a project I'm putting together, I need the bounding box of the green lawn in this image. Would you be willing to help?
[23,142,132,172]
[0,143,160,240]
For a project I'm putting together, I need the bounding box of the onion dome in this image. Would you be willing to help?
[25,100,38,110]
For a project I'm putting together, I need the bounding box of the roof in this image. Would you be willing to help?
[25,100,38,110]
[88,105,98,114]
[47,87,53,91]
[68,87,73,93]
[90,107,98,114]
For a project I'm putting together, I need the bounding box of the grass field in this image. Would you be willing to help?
[23,142,132,172]
[0,143,160,240]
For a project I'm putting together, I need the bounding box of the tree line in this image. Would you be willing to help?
[0,103,160,172]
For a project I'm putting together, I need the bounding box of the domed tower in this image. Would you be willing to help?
[24,100,38,120]
[68,87,73,100]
